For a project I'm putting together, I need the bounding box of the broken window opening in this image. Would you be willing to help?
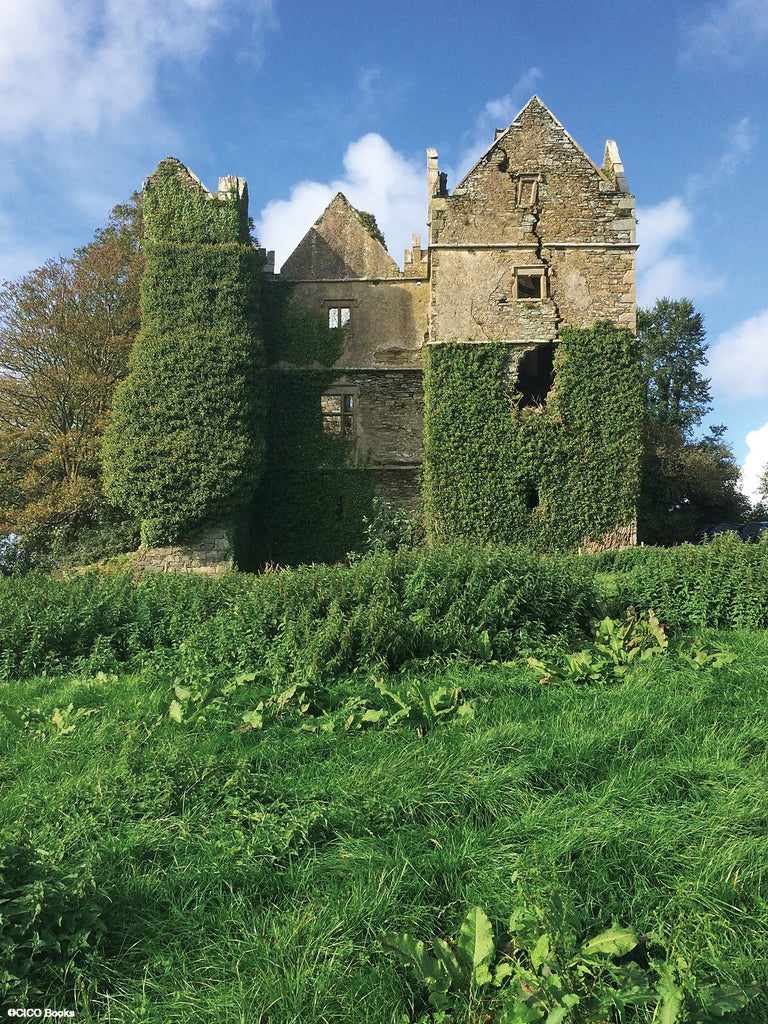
[515,270,546,300]
[517,175,539,207]
[321,392,355,436]
[516,343,555,407]
[522,480,540,511]
[328,306,351,329]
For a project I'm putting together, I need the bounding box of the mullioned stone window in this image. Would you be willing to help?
[328,306,351,329]
[321,392,356,435]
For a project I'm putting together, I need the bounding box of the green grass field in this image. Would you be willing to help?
[1,605,767,1021]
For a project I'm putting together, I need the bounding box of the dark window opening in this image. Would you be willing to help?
[522,480,540,511]
[321,393,355,436]
[516,344,555,407]
[516,274,542,299]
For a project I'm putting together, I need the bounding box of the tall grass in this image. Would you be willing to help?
[3,538,768,685]
[1,630,766,1020]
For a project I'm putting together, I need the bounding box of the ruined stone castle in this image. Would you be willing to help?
[279,95,636,512]
[131,96,640,572]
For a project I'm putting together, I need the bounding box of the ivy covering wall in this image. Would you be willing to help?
[422,322,642,549]
[103,160,265,548]
[237,281,375,568]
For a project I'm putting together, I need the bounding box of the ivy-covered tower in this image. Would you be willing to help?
[422,97,642,549]
[103,158,265,573]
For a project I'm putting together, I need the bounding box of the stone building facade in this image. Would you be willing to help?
[130,97,638,573]
[278,96,636,511]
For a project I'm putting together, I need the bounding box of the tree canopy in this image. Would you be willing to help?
[637,298,749,544]
[637,297,712,438]
[0,199,143,560]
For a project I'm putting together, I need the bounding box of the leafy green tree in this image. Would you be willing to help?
[0,200,143,560]
[637,297,711,438]
[637,298,749,543]
[103,159,265,548]
[759,462,768,502]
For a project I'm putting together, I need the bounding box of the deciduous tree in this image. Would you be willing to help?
[637,298,749,543]
[0,199,143,559]
[637,297,711,438]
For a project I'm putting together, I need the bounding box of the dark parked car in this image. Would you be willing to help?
[694,521,768,543]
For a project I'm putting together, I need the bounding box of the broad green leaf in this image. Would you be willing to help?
[530,932,550,971]
[361,708,387,724]
[544,1007,570,1024]
[380,932,450,993]
[241,709,264,730]
[433,936,468,989]
[696,983,761,1016]
[648,609,668,650]
[456,906,495,983]
[493,961,514,985]
[173,685,191,701]
[499,999,547,1023]
[656,965,684,1024]
[581,924,639,957]
[168,700,183,723]
[509,906,544,951]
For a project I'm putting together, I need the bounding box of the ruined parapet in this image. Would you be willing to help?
[134,525,233,577]
[218,174,248,203]
[603,141,630,194]
[403,233,429,278]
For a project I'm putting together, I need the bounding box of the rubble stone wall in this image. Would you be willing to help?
[134,525,232,576]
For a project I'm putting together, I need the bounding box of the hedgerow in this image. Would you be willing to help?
[2,540,768,683]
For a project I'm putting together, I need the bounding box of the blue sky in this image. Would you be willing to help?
[2,0,767,498]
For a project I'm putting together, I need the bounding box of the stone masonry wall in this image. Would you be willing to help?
[428,97,636,346]
[134,525,232,576]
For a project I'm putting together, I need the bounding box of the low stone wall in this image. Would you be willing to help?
[133,525,233,577]
[580,520,638,554]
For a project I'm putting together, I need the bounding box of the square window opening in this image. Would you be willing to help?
[321,392,356,436]
[329,307,351,329]
[516,274,545,300]
[517,176,539,207]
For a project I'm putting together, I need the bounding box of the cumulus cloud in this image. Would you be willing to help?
[680,0,768,64]
[636,197,692,267]
[740,422,768,502]
[0,0,275,140]
[634,196,717,306]
[452,67,543,182]
[708,309,768,400]
[257,133,425,271]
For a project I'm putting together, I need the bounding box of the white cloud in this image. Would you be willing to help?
[452,67,543,183]
[635,196,720,305]
[740,421,768,502]
[708,309,768,399]
[257,133,425,271]
[0,0,275,140]
[680,0,768,64]
[719,116,758,175]
[636,197,692,267]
